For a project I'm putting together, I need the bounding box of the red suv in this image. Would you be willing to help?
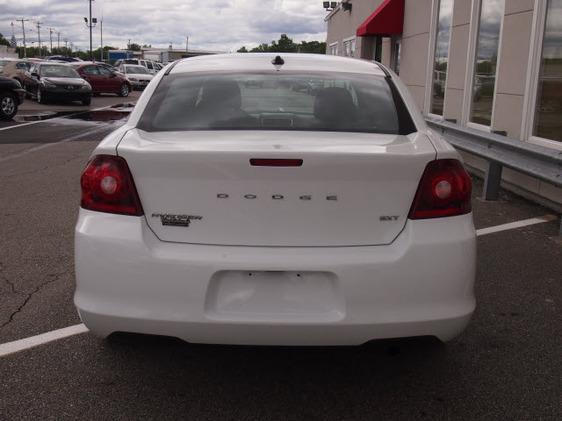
[72,63,132,97]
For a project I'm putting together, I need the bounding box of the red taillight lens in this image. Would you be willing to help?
[250,158,303,167]
[80,155,143,216]
[408,159,472,220]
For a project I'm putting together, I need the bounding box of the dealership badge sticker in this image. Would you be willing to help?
[152,213,203,227]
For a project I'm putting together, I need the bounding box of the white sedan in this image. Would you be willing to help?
[119,64,153,90]
[75,53,476,346]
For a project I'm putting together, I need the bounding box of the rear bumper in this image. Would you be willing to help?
[74,210,476,345]
[129,80,150,89]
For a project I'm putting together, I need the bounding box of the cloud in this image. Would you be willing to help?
[0,0,328,52]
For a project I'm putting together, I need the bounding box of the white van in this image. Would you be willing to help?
[113,59,159,74]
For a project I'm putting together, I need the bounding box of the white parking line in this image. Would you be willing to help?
[476,214,558,237]
[0,324,88,358]
[0,120,47,132]
[0,105,116,132]
[0,124,112,164]
[0,214,559,358]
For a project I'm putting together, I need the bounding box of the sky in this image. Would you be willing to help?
[0,0,328,52]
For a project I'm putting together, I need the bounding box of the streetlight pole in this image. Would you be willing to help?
[84,0,97,60]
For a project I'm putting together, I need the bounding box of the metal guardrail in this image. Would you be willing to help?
[426,118,561,234]
[425,118,562,200]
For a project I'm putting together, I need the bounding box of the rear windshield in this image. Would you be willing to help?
[125,65,149,74]
[138,72,414,134]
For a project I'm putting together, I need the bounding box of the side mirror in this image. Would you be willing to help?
[31,72,40,79]
[110,72,117,78]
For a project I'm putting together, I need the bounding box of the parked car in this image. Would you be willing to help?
[0,58,18,74]
[114,58,159,74]
[75,53,475,346]
[97,62,120,73]
[0,60,33,87]
[27,62,92,105]
[71,63,131,97]
[118,64,153,90]
[0,76,25,120]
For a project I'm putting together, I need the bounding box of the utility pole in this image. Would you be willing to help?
[186,36,189,53]
[16,18,29,58]
[100,19,103,62]
[89,0,93,59]
[36,21,43,57]
[57,31,60,49]
[49,27,54,53]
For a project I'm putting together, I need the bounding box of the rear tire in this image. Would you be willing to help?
[118,83,130,97]
[0,93,18,120]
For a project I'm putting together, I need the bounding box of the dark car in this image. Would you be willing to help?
[71,63,131,97]
[46,55,82,63]
[0,76,25,120]
[27,62,93,105]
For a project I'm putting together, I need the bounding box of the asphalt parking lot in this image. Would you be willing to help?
[0,99,560,420]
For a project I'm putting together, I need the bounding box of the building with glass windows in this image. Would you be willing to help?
[325,0,562,206]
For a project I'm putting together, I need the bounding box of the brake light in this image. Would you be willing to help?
[408,159,472,219]
[80,155,143,216]
[250,158,303,167]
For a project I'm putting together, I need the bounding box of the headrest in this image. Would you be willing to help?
[314,87,356,125]
[198,79,242,110]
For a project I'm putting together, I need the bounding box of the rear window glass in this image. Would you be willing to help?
[40,65,79,78]
[125,65,149,74]
[138,72,411,134]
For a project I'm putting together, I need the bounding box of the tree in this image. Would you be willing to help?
[0,33,11,47]
[237,35,326,55]
[129,43,141,51]
[250,43,269,53]
[299,41,326,54]
[269,34,298,53]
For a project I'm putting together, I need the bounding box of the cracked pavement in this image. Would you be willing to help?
[0,99,560,420]
[0,97,134,343]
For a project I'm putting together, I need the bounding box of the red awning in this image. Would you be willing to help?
[356,0,405,37]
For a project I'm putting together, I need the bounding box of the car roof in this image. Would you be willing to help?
[38,62,71,66]
[170,53,386,76]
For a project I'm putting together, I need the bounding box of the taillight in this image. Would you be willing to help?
[80,155,143,216]
[408,159,472,220]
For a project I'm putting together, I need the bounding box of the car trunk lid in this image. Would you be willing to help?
[117,129,436,246]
